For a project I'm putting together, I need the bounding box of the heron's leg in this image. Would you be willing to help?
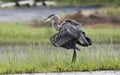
[72,49,76,63]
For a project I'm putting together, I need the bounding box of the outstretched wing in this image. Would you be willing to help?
[50,30,74,47]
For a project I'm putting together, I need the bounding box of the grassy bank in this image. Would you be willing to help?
[85,27,120,44]
[0,22,55,45]
[0,44,119,74]
[0,22,120,44]
[49,0,120,6]
[99,7,120,16]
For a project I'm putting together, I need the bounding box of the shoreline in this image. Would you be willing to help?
[6,70,120,75]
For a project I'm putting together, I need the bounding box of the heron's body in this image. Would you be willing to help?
[45,14,92,63]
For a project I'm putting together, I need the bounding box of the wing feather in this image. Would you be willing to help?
[50,30,74,47]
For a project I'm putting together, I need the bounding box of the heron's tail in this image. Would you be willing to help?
[77,34,92,47]
[79,34,89,45]
[86,37,92,45]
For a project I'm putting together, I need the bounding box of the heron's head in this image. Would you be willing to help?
[44,14,60,22]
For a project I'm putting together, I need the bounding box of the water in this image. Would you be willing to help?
[0,6,100,22]
[0,44,119,59]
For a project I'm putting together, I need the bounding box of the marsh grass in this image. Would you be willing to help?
[0,44,119,74]
[0,22,120,74]
[50,0,120,6]
[99,7,120,16]
[0,22,55,45]
[0,22,120,44]
[84,27,120,44]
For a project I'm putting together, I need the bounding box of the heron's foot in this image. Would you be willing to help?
[72,49,76,63]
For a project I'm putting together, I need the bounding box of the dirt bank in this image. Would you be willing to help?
[64,10,120,25]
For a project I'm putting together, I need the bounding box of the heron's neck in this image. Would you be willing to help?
[52,20,61,31]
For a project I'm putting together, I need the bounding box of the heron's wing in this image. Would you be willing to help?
[61,39,80,50]
[50,30,74,47]
[63,19,80,26]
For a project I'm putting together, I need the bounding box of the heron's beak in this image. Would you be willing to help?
[44,18,51,22]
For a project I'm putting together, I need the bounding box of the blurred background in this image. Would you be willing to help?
[0,0,120,74]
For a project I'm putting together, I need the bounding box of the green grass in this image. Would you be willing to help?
[0,44,119,74]
[0,22,120,45]
[0,22,55,45]
[4,0,120,6]
[84,27,120,44]
[0,22,120,74]
[49,0,120,6]
[99,7,120,16]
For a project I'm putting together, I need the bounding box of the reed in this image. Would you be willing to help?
[0,44,119,74]
[99,7,120,16]
[50,0,120,6]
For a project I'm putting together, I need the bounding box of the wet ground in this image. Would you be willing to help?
[6,71,120,75]
[0,44,119,58]
[0,6,100,22]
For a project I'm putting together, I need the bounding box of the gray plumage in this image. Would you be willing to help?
[45,14,92,63]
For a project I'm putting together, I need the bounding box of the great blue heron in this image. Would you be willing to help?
[44,14,92,63]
